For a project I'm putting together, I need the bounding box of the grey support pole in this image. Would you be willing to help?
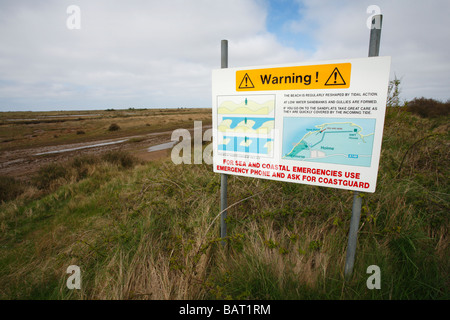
[344,14,382,280]
[220,40,228,246]
[221,39,228,68]
[344,191,363,279]
[368,14,383,57]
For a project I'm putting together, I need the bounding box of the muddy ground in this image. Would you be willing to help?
[0,127,210,181]
[0,108,212,181]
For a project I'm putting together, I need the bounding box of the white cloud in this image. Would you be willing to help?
[0,0,448,110]
[291,0,450,101]
[0,0,293,110]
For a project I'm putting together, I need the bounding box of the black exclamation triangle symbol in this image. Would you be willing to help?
[238,73,255,89]
[324,67,346,86]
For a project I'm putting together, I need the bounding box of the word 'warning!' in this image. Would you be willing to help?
[237,63,351,91]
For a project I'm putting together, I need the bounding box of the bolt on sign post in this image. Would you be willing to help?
[213,15,389,276]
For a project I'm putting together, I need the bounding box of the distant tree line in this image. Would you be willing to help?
[387,77,449,117]
[406,97,450,118]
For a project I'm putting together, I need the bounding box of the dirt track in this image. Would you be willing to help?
[0,130,177,181]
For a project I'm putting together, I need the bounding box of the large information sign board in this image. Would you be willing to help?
[212,57,391,193]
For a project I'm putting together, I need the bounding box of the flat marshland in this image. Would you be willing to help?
[0,106,448,299]
[0,108,211,149]
[0,108,211,179]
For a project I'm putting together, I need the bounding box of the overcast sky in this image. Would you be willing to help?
[0,0,448,111]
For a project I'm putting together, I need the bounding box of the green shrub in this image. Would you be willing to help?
[101,150,137,169]
[32,163,68,190]
[387,76,402,107]
[108,123,120,131]
[71,155,99,168]
[407,97,450,118]
[70,155,100,180]
[0,176,24,202]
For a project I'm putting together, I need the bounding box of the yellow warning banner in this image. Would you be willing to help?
[236,63,351,91]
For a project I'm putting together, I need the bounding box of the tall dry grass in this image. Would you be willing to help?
[0,107,448,300]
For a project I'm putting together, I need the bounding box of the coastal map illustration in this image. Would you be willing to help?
[217,95,275,156]
[282,117,376,167]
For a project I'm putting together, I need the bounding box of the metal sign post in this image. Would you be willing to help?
[368,14,383,57]
[344,14,383,280]
[220,39,228,246]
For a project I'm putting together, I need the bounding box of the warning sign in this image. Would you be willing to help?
[213,57,391,193]
[236,63,351,91]
[324,67,347,86]
[238,73,255,89]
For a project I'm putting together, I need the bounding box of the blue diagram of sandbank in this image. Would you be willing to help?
[218,117,274,135]
[282,117,376,167]
[217,95,275,157]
